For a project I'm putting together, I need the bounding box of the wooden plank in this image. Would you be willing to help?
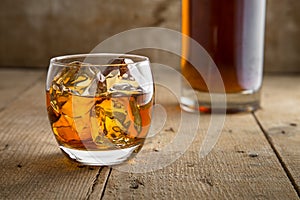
[100,84,299,199]
[0,68,44,111]
[255,75,300,193]
[0,77,110,199]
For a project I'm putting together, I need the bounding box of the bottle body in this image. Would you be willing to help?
[181,0,266,113]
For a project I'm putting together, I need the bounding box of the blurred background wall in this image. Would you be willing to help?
[0,0,299,72]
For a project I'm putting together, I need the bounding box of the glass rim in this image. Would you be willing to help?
[50,53,149,67]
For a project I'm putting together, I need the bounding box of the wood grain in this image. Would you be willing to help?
[0,68,44,110]
[100,85,299,199]
[0,69,299,199]
[0,76,109,199]
[255,75,300,193]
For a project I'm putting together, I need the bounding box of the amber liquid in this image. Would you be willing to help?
[46,91,153,151]
[182,0,266,93]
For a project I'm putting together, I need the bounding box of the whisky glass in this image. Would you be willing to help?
[46,53,154,166]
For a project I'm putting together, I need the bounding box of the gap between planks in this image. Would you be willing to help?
[0,75,107,199]
[98,84,299,199]
[85,167,112,200]
[252,112,300,198]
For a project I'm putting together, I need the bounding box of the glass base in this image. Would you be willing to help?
[60,145,140,166]
[180,89,261,114]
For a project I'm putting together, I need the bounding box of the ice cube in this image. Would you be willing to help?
[51,62,81,94]
[108,83,143,97]
[96,71,107,94]
[94,58,131,96]
[127,63,150,92]
[51,61,103,97]
[73,63,100,96]
[90,95,142,147]
[51,58,150,98]
[100,58,121,77]
[100,57,145,96]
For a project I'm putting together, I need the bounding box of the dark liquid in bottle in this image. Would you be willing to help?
[182,0,266,93]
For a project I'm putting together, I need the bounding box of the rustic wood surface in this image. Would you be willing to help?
[0,68,299,199]
[255,75,300,193]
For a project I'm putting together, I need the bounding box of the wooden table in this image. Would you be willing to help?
[0,68,299,199]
